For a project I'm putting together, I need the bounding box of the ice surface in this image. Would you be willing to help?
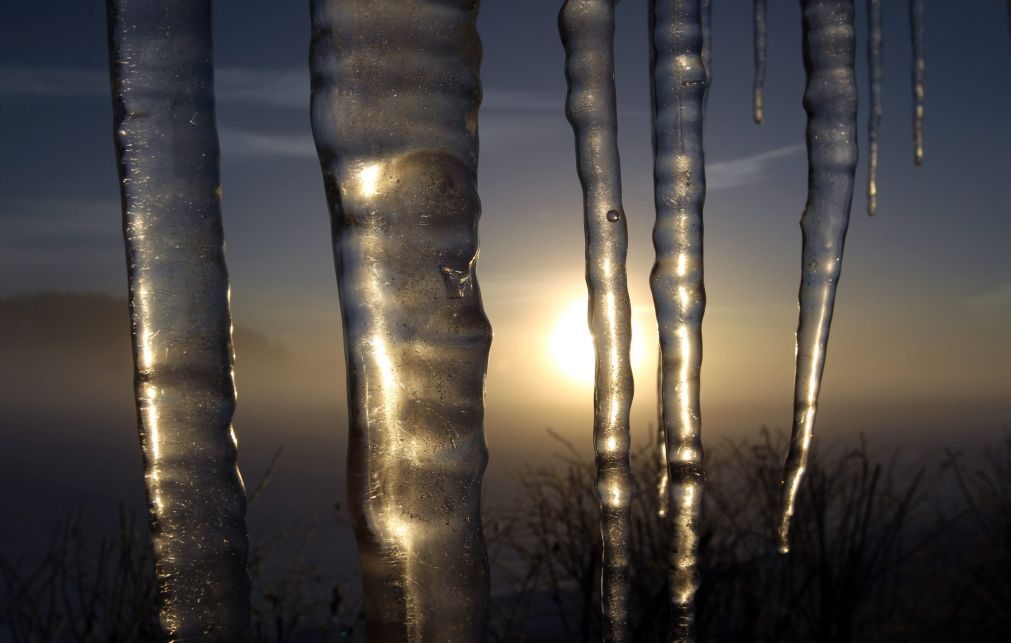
[559,2,636,638]
[754,0,767,123]
[910,0,925,165]
[649,1,708,639]
[867,0,883,215]
[778,0,859,555]
[107,0,250,638]
[308,1,492,639]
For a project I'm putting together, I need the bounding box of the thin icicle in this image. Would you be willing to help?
[910,0,924,165]
[702,0,713,106]
[656,409,669,519]
[649,1,707,639]
[754,0,767,123]
[867,0,882,215]
[107,0,250,638]
[309,1,492,639]
[778,0,858,554]
[559,4,636,638]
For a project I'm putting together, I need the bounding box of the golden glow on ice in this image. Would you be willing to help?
[550,298,646,385]
[358,163,383,197]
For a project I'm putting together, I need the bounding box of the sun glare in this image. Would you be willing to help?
[550,298,647,385]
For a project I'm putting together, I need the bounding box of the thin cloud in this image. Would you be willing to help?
[218,127,315,158]
[2,65,566,115]
[0,65,308,108]
[707,144,803,191]
[965,282,1011,311]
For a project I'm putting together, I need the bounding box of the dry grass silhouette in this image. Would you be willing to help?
[2,430,1009,641]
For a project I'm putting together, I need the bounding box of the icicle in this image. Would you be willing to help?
[308,1,491,639]
[649,1,707,639]
[702,0,713,106]
[559,3,636,639]
[656,385,669,519]
[778,0,858,554]
[867,0,882,215]
[753,0,767,123]
[910,0,925,165]
[106,1,250,638]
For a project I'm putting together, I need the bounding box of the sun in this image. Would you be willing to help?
[549,298,647,385]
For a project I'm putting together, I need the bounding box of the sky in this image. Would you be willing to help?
[1,1,1010,557]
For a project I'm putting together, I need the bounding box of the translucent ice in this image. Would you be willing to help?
[309,1,492,639]
[559,2,636,639]
[754,0,767,123]
[779,0,859,554]
[107,0,250,638]
[649,1,708,639]
[867,0,882,215]
[910,0,925,165]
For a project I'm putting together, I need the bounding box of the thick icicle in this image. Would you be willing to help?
[867,0,882,215]
[649,1,707,639]
[308,1,492,639]
[778,0,858,554]
[910,0,925,165]
[559,3,635,639]
[754,0,767,123]
[106,0,250,638]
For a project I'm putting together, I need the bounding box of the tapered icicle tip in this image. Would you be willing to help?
[753,0,767,124]
[781,0,858,557]
[910,0,925,165]
[867,0,882,216]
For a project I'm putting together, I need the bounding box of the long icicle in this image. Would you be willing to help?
[559,4,635,638]
[106,0,250,638]
[649,1,707,639]
[754,0,767,123]
[778,0,858,554]
[867,0,883,215]
[702,0,713,106]
[909,0,925,165]
[309,1,492,639]
[657,356,669,519]
[659,0,710,522]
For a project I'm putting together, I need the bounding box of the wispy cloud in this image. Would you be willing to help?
[0,65,309,108]
[965,282,1011,311]
[1,65,565,114]
[707,144,803,191]
[218,127,315,158]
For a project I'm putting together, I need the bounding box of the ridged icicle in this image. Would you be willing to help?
[867,0,882,215]
[910,0,925,165]
[106,0,251,638]
[308,1,492,639]
[559,3,636,639]
[754,0,767,123]
[778,0,858,554]
[649,1,707,639]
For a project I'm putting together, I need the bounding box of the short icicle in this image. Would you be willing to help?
[309,1,492,640]
[910,0,925,165]
[754,0,768,123]
[106,0,251,638]
[778,0,858,554]
[649,1,708,639]
[559,3,636,638]
[867,0,883,215]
